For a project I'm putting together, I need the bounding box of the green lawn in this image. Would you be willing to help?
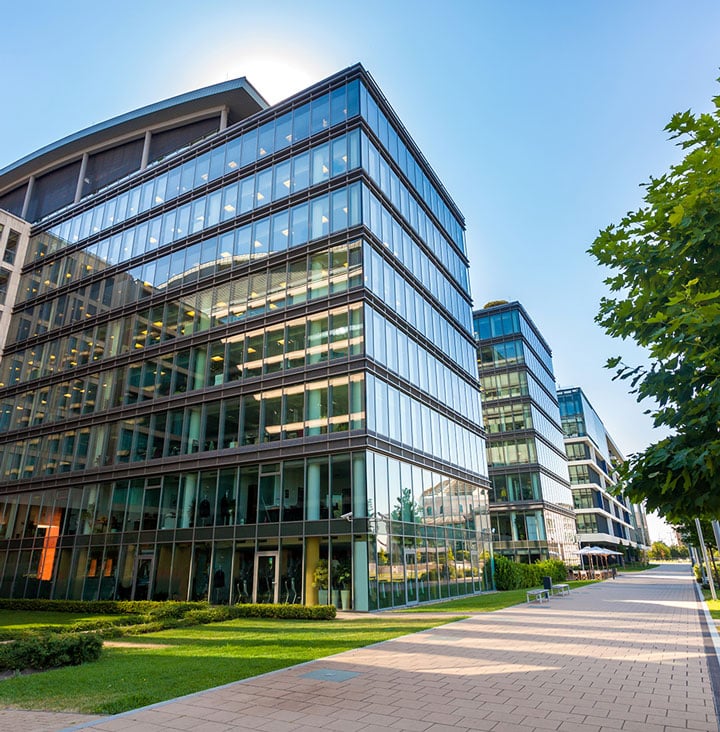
[0,616,454,714]
[0,611,130,635]
[396,580,598,613]
[701,588,720,621]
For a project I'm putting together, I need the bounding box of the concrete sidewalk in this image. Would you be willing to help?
[3,563,719,732]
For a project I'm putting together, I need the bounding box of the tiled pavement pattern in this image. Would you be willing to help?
[3,563,718,732]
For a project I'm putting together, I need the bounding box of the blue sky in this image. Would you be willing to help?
[2,1,718,541]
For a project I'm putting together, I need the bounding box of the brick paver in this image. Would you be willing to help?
[4,564,719,731]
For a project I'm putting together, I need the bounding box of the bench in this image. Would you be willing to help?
[550,583,570,597]
[526,588,550,604]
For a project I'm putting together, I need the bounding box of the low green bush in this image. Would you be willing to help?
[493,556,568,591]
[0,600,336,642]
[229,603,336,620]
[0,599,208,615]
[0,633,102,671]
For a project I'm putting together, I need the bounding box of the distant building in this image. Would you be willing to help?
[558,387,649,558]
[0,64,492,608]
[475,302,578,564]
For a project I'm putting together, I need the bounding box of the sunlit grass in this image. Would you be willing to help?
[701,588,720,621]
[394,580,598,613]
[0,616,454,714]
[0,611,130,635]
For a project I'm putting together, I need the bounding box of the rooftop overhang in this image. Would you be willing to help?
[0,76,268,196]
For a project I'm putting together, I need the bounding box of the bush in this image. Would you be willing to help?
[494,556,523,591]
[0,633,102,671]
[535,559,567,584]
[0,599,208,615]
[0,599,336,642]
[493,556,568,591]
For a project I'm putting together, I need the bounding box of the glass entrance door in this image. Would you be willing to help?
[253,551,279,603]
[133,554,154,600]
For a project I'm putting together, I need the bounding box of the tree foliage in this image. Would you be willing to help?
[648,541,671,561]
[672,518,717,551]
[589,89,720,521]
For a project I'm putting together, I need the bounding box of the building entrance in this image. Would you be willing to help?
[133,554,154,600]
[253,551,279,603]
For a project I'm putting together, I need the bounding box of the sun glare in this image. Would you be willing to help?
[205,55,322,106]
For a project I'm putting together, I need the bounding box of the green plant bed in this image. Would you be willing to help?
[618,563,659,572]
[0,633,102,671]
[0,603,335,641]
[0,616,454,714]
[0,611,124,630]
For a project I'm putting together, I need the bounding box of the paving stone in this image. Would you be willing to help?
[1,564,714,732]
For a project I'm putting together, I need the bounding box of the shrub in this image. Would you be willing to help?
[535,559,567,583]
[0,633,102,671]
[0,599,336,642]
[0,599,207,615]
[493,556,568,591]
[494,556,523,591]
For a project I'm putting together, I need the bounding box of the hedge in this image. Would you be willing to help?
[0,599,336,621]
[0,633,102,671]
[493,557,567,591]
[0,599,207,615]
[0,600,337,642]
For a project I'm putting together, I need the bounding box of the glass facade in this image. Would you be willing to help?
[0,65,490,607]
[558,387,648,554]
[475,302,578,564]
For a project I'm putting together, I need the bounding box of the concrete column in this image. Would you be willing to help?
[75,153,89,203]
[192,347,207,391]
[305,537,319,605]
[219,107,229,131]
[140,130,152,170]
[352,453,366,518]
[21,176,35,220]
[306,461,320,520]
[181,474,197,528]
[187,409,202,455]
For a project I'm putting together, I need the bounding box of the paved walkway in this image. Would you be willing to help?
[2,564,718,732]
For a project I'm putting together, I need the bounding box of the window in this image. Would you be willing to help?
[0,268,9,305]
[3,229,20,265]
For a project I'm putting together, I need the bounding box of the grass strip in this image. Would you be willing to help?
[394,580,598,613]
[0,616,454,714]
[702,588,720,621]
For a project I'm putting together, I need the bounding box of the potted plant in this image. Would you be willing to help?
[313,559,329,605]
[337,560,351,610]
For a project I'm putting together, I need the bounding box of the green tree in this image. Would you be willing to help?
[589,89,720,521]
[649,541,671,561]
[669,543,690,559]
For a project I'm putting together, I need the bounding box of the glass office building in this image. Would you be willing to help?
[558,387,649,557]
[475,302,578,564]
[0,65,491,609]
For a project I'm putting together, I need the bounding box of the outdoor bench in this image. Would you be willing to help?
[526,588,550,604]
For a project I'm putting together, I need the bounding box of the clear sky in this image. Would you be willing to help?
[1,1,717,543]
